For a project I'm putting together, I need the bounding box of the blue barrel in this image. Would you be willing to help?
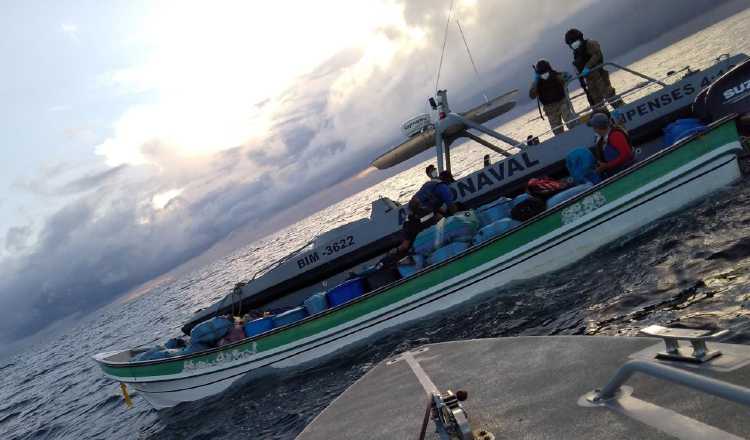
[272,306,309,328]
[304,292,328,316]
[328,278,365,307]
[243,316,275,337]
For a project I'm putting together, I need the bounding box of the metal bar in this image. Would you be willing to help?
[598,360,750,406]
[403,351,440,396]
[568,62,667,88]
[462,118,521,147]
[606,62,667,87]
[463,132,512,157]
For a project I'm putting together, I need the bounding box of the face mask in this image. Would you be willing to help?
[570,40,582,50]
[429,170,438,179]
[540,72,550,80]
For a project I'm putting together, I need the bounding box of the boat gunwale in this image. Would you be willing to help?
[96,114,741,369]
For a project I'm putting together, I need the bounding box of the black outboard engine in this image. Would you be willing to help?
[693,59,750,127]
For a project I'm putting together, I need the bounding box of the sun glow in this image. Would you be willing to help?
[97,0,416,167]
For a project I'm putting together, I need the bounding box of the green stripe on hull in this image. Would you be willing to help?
[101,120,740,380]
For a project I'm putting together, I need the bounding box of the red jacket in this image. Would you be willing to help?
[598,129,634,172]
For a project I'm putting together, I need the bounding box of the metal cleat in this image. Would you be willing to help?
[640,325,729,363]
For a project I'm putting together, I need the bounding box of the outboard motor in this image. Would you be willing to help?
[693,59,750,125]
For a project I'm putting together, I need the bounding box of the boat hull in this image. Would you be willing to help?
[96,121,744,409]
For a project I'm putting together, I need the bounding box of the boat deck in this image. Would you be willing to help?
[297,336,750,439]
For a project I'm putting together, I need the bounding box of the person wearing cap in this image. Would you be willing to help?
[386,166,456,262]
[530,59,576,135]
[408,165,457,221]
[588,112,634,178]
[565,28,623,110]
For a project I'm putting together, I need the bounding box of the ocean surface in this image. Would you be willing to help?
[3,6,750,440]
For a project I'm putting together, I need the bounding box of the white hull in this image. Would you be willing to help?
[130,143,741,409]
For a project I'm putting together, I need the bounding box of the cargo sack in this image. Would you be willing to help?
[165,337,187,349]
[412,223,445,255]
[546,183,593,208]
[303,292,328,316]
[473,218,521,245]
[663,118,707,145]
[428,241,470,265]
[133,347,181,362]
[190,316,234,346]
[510,196,546,222]
[566,148,601,185]
[441,210,480,243]
[477,198,512,226]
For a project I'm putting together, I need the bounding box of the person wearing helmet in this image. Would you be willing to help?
[565,28,623,110]
[587,112,633,178]
[530,59,576,135]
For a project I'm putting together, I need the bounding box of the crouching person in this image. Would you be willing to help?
[587,112,634,178]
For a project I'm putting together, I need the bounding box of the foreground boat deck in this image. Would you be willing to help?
[297,336,750,439]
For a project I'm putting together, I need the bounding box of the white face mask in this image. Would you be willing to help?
[570,40,582,50]
[540,72,550,80]
[429,170,438,179]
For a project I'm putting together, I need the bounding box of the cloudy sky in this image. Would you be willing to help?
[0,0,738,343]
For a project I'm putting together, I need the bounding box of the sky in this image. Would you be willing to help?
[0,0,739,344]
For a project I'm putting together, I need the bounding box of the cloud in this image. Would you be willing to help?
[0,0,735,343]
[5,226,32,252]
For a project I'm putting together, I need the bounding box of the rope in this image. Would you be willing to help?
[456,18,489,103]
[434,0,455,93]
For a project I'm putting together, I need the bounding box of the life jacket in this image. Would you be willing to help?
[510,196,547,222]
[573,40,592,73]
[526,177,568,200]
[595,127,634,173]
[536,72,566,105]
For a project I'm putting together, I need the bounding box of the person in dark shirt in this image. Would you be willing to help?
[408,166,458,220]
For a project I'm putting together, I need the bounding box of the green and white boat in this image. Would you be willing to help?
[94,56,750,409]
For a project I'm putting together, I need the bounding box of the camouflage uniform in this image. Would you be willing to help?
[530,72,576,135]
[574,39,623,109]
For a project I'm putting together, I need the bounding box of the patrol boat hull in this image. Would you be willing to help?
[94,118,744,409]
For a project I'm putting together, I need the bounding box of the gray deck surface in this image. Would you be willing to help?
[297,336,750,439]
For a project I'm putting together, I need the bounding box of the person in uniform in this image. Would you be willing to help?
[565,28,623,110]
[529,59,576,135]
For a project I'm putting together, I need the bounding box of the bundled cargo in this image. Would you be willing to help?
[477,198,512,226]
[244,316,274,337]
[133,347,182,362]
[664,118,707,145]
[473,218,521,244]
[441,210,480,243]
[328,278,366,307]
[546,183,593,208]
[272,307,309,328]
[190,316,234,346]
[429,241,470,265]
[412,223,445,255]
[397,264,419,278]
[304,292,328,316]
